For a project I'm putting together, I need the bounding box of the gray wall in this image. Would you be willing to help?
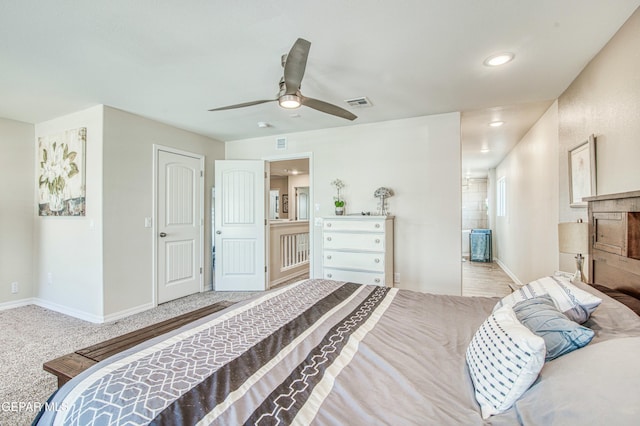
[0,118,35,306]
[495,7,640,284]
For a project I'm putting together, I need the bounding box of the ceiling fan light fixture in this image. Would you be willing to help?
[279,94,301,109]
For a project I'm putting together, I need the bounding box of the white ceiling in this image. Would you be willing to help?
[1,1,638,178]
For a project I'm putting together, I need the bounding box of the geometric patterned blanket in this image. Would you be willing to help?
[36,280,397,425]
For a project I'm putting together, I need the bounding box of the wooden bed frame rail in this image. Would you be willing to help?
[43,300,235,388]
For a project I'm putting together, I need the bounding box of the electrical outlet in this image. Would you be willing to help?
[394,273,400,283]
[11,282,18,294]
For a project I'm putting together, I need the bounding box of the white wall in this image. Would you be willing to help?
[495,101,560,285]
[34,106,105,320]
[102,106,225,318]
[0,118,35,307]
[226,113,462,295]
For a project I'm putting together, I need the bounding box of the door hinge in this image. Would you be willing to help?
[265,219,267,226]
[200,267,203,274]
[201,170,204,177]
[265,266,267,273]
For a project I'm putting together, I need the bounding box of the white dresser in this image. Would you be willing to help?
[322,216,394,287]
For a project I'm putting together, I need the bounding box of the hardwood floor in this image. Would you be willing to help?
[462,258,515,298]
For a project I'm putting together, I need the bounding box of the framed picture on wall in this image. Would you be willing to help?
[568,134,596,208]
[282,194,289,213]
[37,127,87,216]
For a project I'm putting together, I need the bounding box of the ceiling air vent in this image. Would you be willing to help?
[344,96,373,108]
[275,137,287,150]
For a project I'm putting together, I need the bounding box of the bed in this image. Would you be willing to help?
[35,192,640,425]
[34,276,640,425]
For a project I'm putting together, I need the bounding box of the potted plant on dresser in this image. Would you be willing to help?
[331,179,346,215]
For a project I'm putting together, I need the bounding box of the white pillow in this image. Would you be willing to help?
[494,276,602,324]
[466,305,545,419]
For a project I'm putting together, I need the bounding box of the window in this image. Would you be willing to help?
[497,176,506,217]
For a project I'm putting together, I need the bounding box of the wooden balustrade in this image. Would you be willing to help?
[269,220,310,287]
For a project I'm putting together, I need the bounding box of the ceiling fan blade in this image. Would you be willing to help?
[209,99,276,111]
[284,38,311,95]
[300,95,358,121]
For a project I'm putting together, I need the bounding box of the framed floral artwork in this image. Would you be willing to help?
[568,134,596,208]
[38,127,87,216]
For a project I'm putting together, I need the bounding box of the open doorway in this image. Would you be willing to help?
[268,158,311,287]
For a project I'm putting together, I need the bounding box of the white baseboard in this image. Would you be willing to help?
[102,302,155,323]
[2,298,156,324]
[32,298,156,323]
[0,297,37,311]
[33,298,105,323]
[493,258,524,289]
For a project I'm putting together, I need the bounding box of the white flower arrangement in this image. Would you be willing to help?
[374,187,393,215]
[39,141,79,207]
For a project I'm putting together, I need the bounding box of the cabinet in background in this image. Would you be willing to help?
[322,216,394,286]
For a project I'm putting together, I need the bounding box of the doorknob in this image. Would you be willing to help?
[159,232,167,238]
[216,230,222,234]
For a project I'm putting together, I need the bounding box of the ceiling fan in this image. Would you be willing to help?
[209,38,357,121]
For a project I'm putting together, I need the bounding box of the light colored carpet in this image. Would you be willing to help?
[0,290,258,426]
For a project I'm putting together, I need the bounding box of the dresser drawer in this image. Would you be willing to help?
[323,219,386,232]
[323,268,386,286]
[323,250,385,272]
[323,232,385,251]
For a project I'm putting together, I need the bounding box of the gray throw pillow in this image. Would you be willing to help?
[512,295,594,361]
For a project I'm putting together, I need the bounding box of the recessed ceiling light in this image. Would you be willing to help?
[481,148,490,153]
[483,52,515,67]
[489,120,504,127]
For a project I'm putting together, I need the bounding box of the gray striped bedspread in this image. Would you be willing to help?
[35,279,499,425]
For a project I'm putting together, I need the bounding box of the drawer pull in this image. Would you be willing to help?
[375,238,381,243]
[374,258,380,263]
[374,278,381,283]
[327,255,332,260]
[327,237,332,241]
[375,223,381,228]
[327,273,333,278]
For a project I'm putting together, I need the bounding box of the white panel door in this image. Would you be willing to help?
[157,150,203,303]
[214,160,266,291]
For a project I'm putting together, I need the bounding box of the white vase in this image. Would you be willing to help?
[335,206,344,215]
[49,192,65,212]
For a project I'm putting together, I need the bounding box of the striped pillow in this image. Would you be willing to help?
[466,305,545,419]
[494,276,601,324]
